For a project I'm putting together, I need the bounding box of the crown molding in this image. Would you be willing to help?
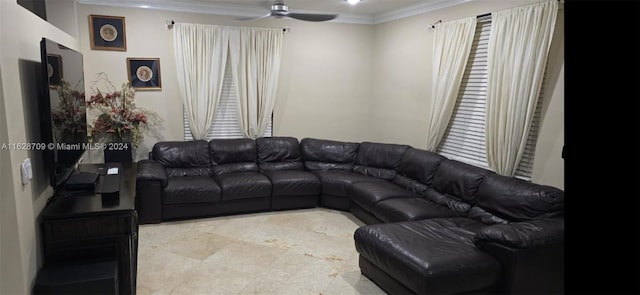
[77,0,266,17]
[76,0,469,25]
[373,0,473,24]
[289,8,374,25]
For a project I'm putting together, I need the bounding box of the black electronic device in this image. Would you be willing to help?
[65,171,99,191]
[38,38,89,192]
[96,174,120,195]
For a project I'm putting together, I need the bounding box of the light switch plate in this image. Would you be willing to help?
[21,158,32,185]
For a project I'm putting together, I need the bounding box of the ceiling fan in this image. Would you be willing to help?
[235,2,338,22]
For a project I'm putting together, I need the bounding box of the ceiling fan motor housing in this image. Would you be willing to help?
[272,3,289,13]
[234,1,337,22]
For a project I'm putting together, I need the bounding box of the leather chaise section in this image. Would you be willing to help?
[354,219,501,294]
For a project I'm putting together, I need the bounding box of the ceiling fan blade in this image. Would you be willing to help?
[286,13,337,22]
[234,13,272,21]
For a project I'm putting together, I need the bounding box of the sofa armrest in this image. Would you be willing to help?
[474,217,564,249]
[474,218,564,294]
[136,160,167,224]
[137,160,168,187]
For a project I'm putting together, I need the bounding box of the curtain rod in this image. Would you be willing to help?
[428,20,442,30]
[165,20,290,33]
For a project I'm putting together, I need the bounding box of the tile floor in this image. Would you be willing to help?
[136,208,387,295]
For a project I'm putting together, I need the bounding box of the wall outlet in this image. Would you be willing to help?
[21,158,32,185]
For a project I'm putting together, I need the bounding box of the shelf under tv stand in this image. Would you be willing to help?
[39,162,138,294]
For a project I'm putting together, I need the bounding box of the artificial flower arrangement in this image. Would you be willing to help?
[51,79,88,144]
[87,73,161,148]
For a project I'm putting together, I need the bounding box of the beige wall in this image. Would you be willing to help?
[370,0,564,188]
[0,1,79,293]
[274,21,373,142]
[45,0,78,37]
[76,4,375,163]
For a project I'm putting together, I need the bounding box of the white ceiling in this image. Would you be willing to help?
[77,0,472,24]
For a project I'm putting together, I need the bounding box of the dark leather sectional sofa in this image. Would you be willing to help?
[136,137,564,294]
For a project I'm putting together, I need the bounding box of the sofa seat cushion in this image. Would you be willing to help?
[348,182,418,210]
[354,218,500,294]
[263,170,321,196]
[213,172,272,201]
[163,176,221,205]
[313,170,383,197]
[370,197,460,222]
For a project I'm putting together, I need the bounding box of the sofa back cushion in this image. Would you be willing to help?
[392,148,447,193]
[300,138,359,171]
[208,139,259,175]
[470,174,564,224]
[151,140,212,177]
[353,142,410,180]
[424,160,493,215]
[256,137,303,171]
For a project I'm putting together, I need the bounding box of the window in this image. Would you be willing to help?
[183,58,272,141]
[436,15,545,181]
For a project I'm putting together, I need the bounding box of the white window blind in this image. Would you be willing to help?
[184,57,272,141]
[513,70,545,179]
[437,15,491,169]
[436,15,545,181]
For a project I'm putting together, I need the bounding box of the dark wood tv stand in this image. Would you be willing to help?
[39,162,138,294]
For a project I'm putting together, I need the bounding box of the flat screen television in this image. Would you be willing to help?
[39,37,89,191]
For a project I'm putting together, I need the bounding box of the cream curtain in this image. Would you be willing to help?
[485,0,558,176]
[173,23,229,140]
[228,27,283,139]
[425,17,477,151]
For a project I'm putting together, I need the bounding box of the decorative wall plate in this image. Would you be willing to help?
[136,66,153,82]
[99,24,118,41]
